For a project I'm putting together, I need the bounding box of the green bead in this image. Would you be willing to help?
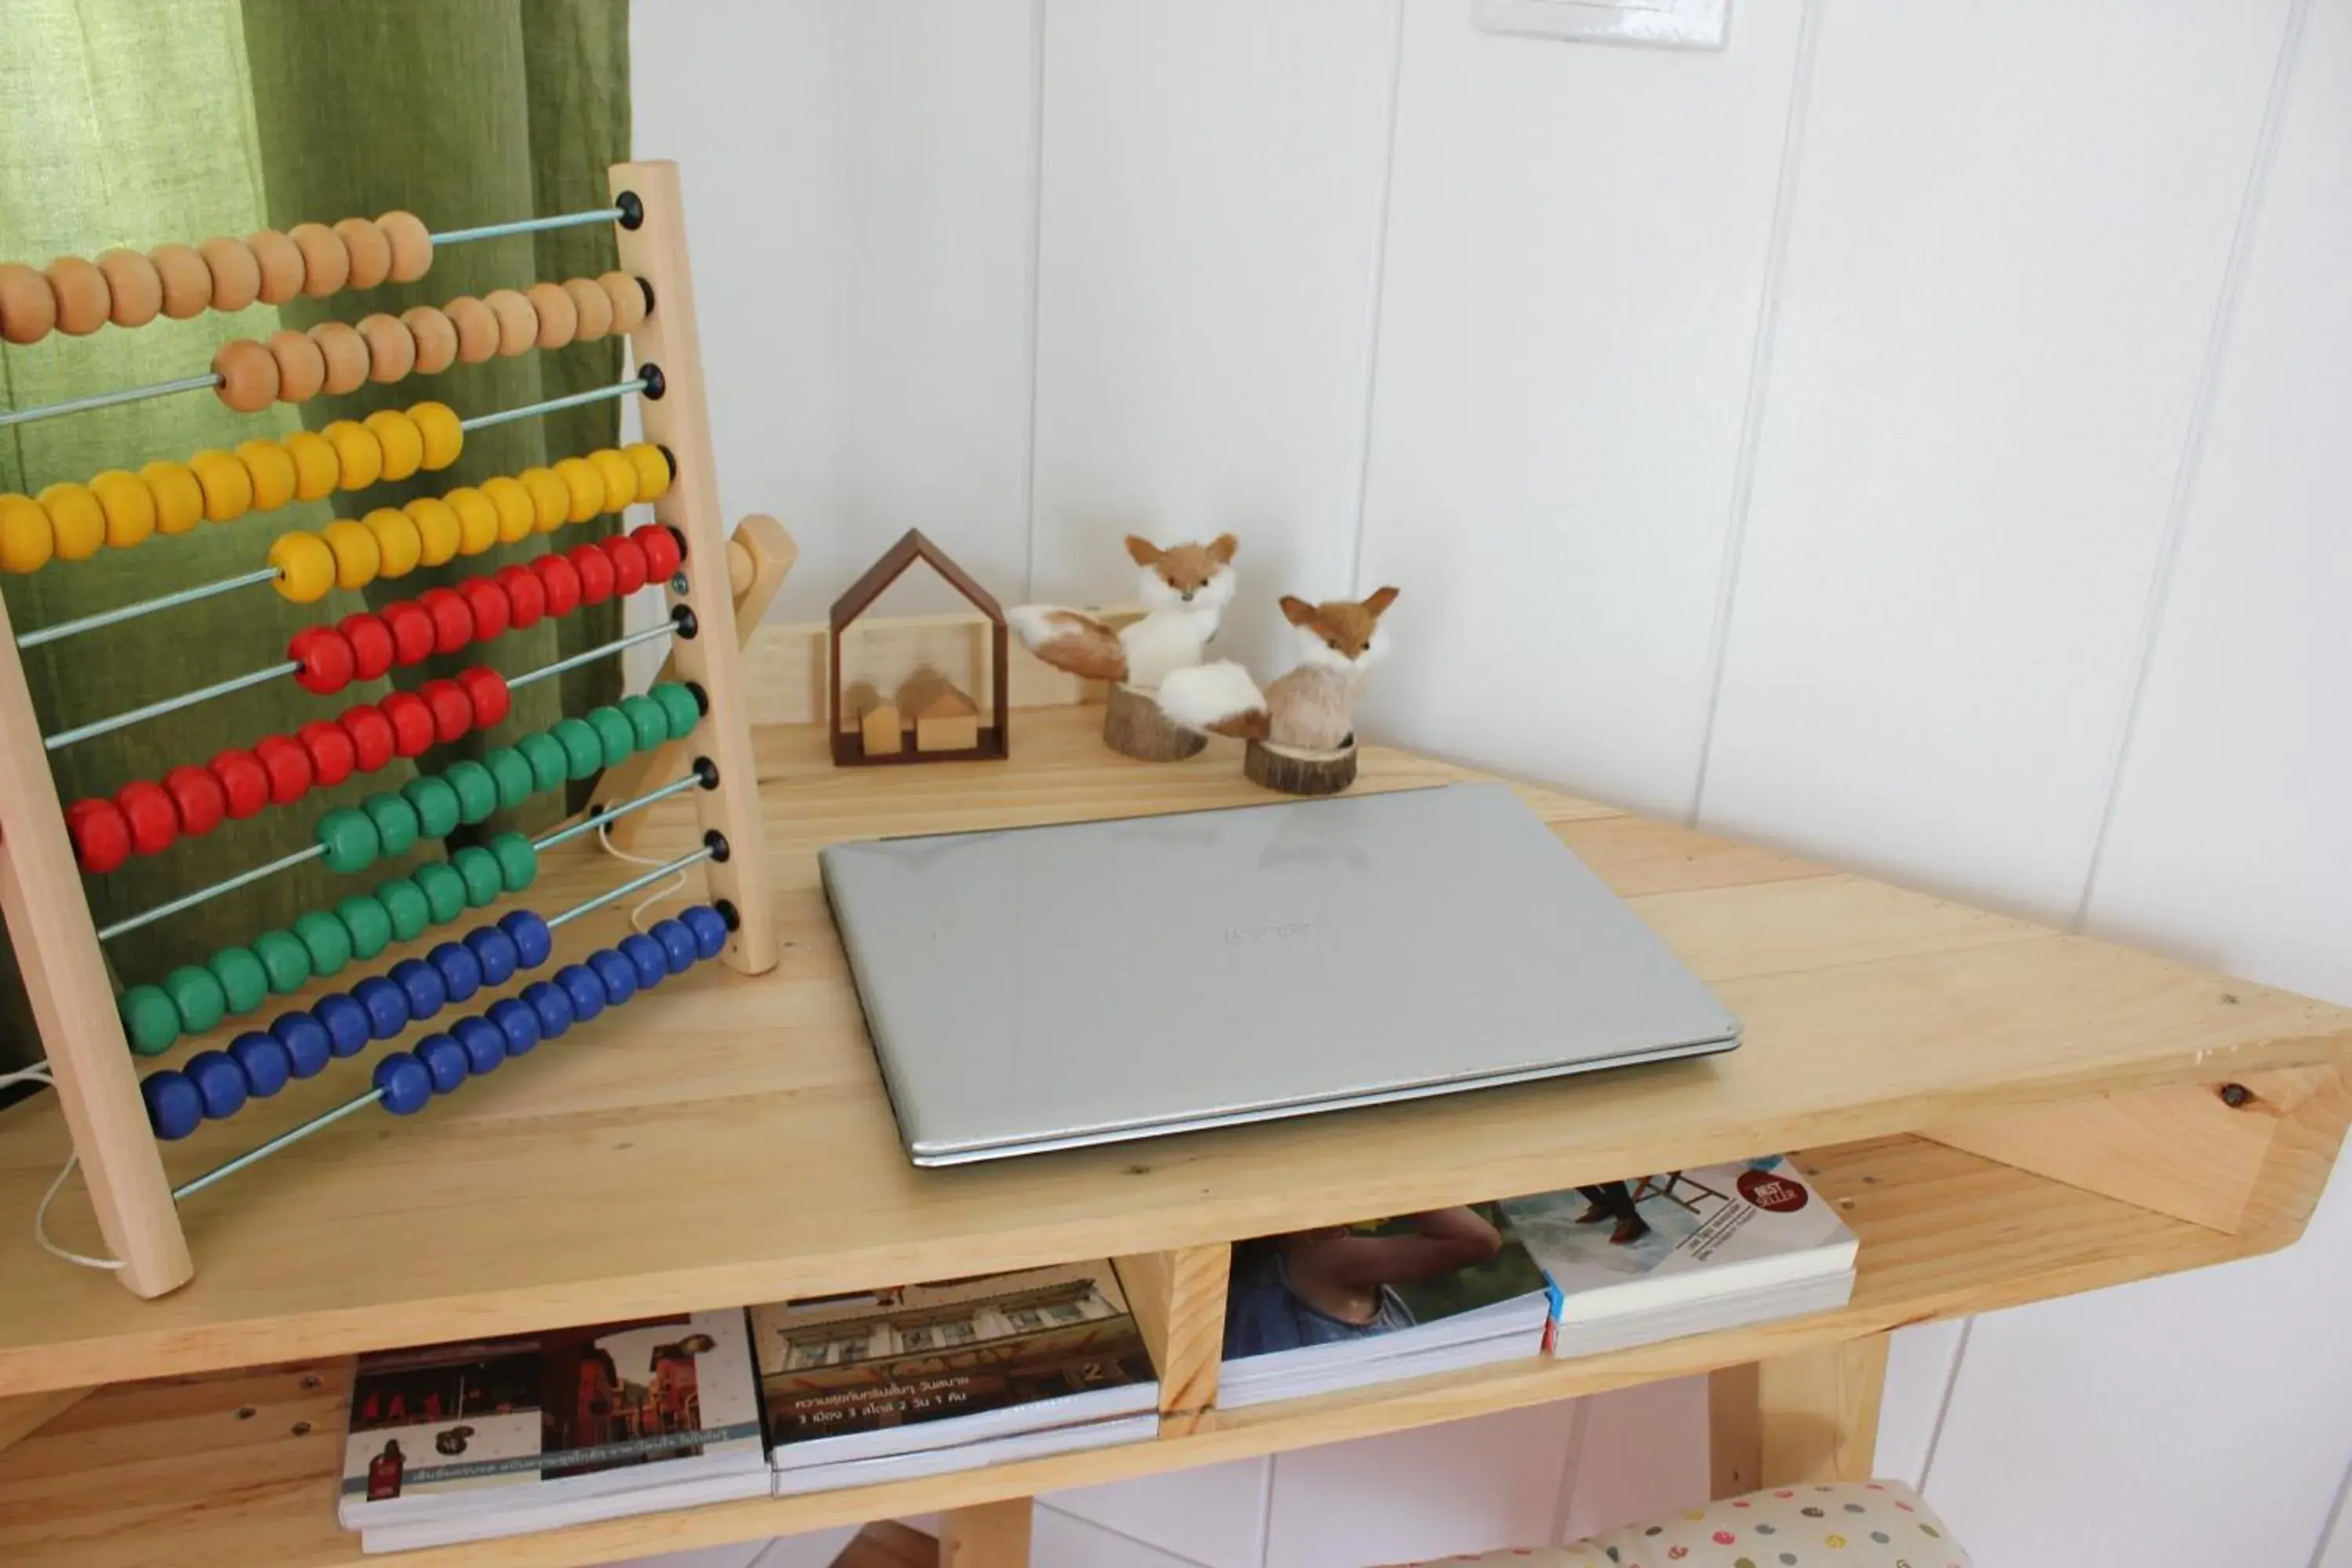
[485,746,535,811]
[452,847,503,909]
[206,946,270,1017]
[553,717,604,779]
[315,805,381,875]
[120,985,180,1056]
[412,861,467,926]
[376,877,430,942]
[251,929,312,995]
[337,894,395,960]
[622,695,669,752]
[402,775,462,840]
[293,910,354,978]
[443,760,499,825]
[585,705,637,768]
[651,681,702,741]
[362,792,421,858]
[517,731,568,793]
[164,964,227,1034]
[488,831,539,894]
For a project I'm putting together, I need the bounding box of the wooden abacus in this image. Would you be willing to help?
[0,161,778,1300]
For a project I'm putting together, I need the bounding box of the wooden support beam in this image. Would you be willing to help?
[1115,1245,1230,1436]
[938,1498,1032,1568]
[0,1385,89,1456]
[1711,1335,1889,1497]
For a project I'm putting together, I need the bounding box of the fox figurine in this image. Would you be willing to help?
[1157,586,1399,752]
[1007,533,1239,690]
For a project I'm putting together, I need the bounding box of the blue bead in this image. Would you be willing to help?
[350,977,410,1041]
[416,1033,469,1094]
[372,1053,433,1115]
[319,989,379,1053]
[487,996,543,1058]
[229,1032,292,1098]
[454,1016,506,1075]
[185,1050,249,1120]
[588,949,637,1008]
[271,1011,333,1079]
[428,941,483,1005]
[680,904,728,960]
[522,979,575,1039]
[619,932,667,989]
[390,957,447,1022]
[499,909,554,970]
[464,926,521,987]
[142,1071,203,1140]
[650,918,697,975]
[555,964,606,1023]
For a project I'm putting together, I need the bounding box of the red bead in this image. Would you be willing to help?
[299,720,358,788]
[602,534,650,596]
[456,577,510,644]
[338,612,397,681]
[66,797,132,874]
[289,626,357,696]
[632,523,683,584]
[532,552,583,617]
[162,764,227,837]
[211,749,271,819]
[116,780,179,856]
[419,589,474,656]
[568,542,617,605]
[495,564,547,629]
[340,704,397,772]
[382,601,436,667]
[420,679,473,744]
[253,734,314,806]
[381,691,437,757]
[456,666,510,730]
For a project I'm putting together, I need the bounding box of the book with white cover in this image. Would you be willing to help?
[769,1410,1160,1497]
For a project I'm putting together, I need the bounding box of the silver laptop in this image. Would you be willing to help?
[820,782,1739,1167]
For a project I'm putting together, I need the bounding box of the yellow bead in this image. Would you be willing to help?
[446,487,501,557]
[625,442,671,503]
[363,409,424,483]
[408,401,463,470]
[0,495,53,574]
[323,419,383,492]
[518,467,569,534]
[553,456,605,524]
[235,439,298,513]
[283,430,340,501]
[89,470,156,550]
[361,506,422,578]
[321,518,382,590]
[40,482,107,560]
[405,496,461,567]
[268,530,337,603]
[186,452,254,525]
[481,476,537,543]
[140,461,205,535]
[587,448,637,511]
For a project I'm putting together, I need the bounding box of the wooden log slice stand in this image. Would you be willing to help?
[1102,682,1207,761]
[1246,735,1358,795]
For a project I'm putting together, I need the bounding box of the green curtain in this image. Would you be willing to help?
[0,0,629,1076]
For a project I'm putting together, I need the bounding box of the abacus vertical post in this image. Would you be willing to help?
[608,161,778,975]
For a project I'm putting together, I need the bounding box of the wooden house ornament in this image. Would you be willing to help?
[829,528,1010,765]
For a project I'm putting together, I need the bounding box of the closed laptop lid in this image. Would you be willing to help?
[820,782,1739,1164]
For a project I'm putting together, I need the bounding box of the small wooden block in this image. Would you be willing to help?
[916,686,979,752]
[1114,1245,1229,1435]
[861,702,903,757]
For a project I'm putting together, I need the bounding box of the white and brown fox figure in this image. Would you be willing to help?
[1007,534,1239,690]
[1157,586,1399,751]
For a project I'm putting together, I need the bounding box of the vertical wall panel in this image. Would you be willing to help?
[1555,1379,1708,1541]
[1045,1457,1270,1568]
[1034,1504,1210,1568]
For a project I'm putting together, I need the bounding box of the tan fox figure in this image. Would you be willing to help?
[1008,534,1239,690]
[1156,587,1399,751]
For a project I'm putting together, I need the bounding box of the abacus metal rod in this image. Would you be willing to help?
[507,619,675,690]
[16,566,283,650]
[428,206,624,248]
[0,372,226,431]
[545,844,717,931]
[97,842,326,943]
[43,659,299,751]
[535,772,706,851]
[459,376,647,434]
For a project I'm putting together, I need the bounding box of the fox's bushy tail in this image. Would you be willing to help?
[1157,660,1269,739]
[1008,606,1127,683]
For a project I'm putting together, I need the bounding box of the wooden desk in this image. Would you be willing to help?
[3,702,2347,1568]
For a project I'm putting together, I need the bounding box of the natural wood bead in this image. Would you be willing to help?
[248,229,305,304]
[266,328,327,403]
[400,306,456,374]
[561,276,614,340]
[288,222,350,296]
[524,281,577,349]
[307,320,370,395]
[45,256,111,336]
[0,263,56,343]
[148,244,212,319]
[356,314,416,383]
[484,289,538,357]
[377,210,432,283]
[334,218,392,290]
[444,296,498,364]
[96,249,162,328]
[598,270,648,332]
[197,238,260,313]
[211,339,280,412]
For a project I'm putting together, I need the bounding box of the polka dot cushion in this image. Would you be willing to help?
[1394,1479,1971,1568]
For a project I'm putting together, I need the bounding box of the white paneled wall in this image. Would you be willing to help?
[632,0,2352,1562]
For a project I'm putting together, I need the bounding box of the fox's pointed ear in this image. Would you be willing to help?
[1207,532,1239,565]
[1363,586,1399,618]
[1123,535,1163,567]
[1279,594,1318,627]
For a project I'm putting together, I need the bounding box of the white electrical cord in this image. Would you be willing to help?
[594,820,691,931]
[36,1155,124,1271]
[1,1060,55,1092]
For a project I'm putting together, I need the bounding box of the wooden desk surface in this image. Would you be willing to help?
[2,706,2347,1397]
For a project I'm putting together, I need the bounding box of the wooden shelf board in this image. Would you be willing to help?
[0,1134,2290,1568]
[2,706,2346,1399]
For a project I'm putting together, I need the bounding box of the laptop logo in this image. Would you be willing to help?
[1225,922,1312,946]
